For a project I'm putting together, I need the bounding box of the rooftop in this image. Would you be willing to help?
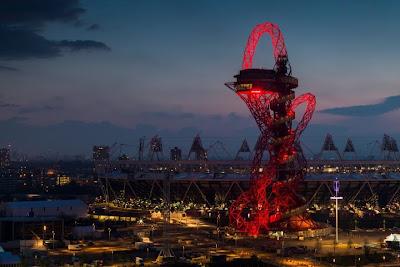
[4,199,85,209]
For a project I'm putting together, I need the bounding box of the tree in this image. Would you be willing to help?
[315,239,322,254]
[347,239,353,249]
[364,239,370,257]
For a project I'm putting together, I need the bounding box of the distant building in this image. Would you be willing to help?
[0,216,63,247]
[42,168,58,190]
[93,146,110,175]
[1,199,87,218]
[57,175,71,186]
[385,233,400,249]
[0,246,21,266]
[92,146,110,161]
[0,168,16,195]
[118,154,129,161]
[170,147,182,161]
[0,148,10,168]
[0,200,75,248]
[32,168,70,191]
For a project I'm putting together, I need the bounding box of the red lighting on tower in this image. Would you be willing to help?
[226,22,316,236]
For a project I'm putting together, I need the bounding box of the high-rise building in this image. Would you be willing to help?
[0,148,11,168]
[0,167,16,194]
[92,146,110,175]
[92,146,110,161]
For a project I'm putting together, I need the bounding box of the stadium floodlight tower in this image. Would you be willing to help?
[225,22,316,236]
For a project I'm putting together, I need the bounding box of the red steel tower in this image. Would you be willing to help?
[226,22,316,236]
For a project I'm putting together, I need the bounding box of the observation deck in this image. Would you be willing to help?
[226,69,298,93]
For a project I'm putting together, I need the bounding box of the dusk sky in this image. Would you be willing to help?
[1,0,400,157]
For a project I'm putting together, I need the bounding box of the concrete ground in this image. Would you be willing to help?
[41,216,400,266]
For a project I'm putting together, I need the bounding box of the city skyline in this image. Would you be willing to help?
[1,3,400,266]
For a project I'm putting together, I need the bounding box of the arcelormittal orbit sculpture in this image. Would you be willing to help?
[225,22,316,236]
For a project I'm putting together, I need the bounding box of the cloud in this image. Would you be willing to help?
[0,0,109,60]
[0,102,19,108]
[18,105,61,114]
[0,27,60,59]
[0,65,18,71]
[86,24,100,31]
[320,95,400,117]
[143,111,196,119]
[141,111,249,122]
[0,97,20,108]
[17,96,65,114]
[0,0,85,26]
[57,40,110,52]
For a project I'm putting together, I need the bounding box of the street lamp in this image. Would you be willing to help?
[234,233,238,247]
[108,227,111,241]
[330,178,343,244]
[52,230,55,250]
[43,225,47,241]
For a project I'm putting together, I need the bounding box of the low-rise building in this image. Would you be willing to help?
[0,216,63,246]
[0,246,21,267]
[1,199,87,218]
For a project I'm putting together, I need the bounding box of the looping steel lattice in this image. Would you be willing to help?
[226,22,316,236]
